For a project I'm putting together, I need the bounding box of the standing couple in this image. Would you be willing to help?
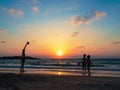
[82,54,91,76]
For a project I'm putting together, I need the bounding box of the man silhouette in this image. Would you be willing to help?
[82,54,87,75]
[20,42,29,73]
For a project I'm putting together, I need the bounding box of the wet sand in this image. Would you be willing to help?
[0,73,120,90]
[0,68,120,77]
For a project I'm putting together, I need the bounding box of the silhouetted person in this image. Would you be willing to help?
[82,54,87,75]
[86,55,91,76]
[20,42,29,73]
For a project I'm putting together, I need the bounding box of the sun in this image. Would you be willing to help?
[57,51,63,56]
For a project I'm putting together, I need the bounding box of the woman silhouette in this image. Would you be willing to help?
[86,55,91,76]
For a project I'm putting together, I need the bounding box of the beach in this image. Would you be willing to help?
[0,59,120,90]
[0,73,120,90]
[0,0,120,90]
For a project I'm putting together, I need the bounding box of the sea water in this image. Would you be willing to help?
[0,58,120,76]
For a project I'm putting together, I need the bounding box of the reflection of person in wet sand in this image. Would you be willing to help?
[82,54,87,75]
[20,42,29,73]
[86,55,91,76]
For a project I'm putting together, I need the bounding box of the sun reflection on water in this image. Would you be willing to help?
[57,72,62,75]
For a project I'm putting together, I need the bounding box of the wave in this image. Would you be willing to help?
[0,59,120,71]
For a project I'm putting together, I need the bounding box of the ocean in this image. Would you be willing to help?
[0,58,120,76]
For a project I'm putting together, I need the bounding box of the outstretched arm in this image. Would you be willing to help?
[23,42,29,51]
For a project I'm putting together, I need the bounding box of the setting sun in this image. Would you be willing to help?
[57,51,63,56]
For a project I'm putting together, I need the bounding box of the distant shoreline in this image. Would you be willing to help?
[0,56,120,60]
[0,56,40,60]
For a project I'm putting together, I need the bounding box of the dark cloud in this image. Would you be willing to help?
[70,10,106,25]
[112,41,120,44]
[77,46,85,48]
[56,34,58,37]
[71,32,79,37]
[1,41,6,43]
[71,16,90,25]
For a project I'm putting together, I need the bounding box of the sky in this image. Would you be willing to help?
[0,0,120,58]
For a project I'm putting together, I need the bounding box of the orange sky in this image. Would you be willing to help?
[0,0,120,58]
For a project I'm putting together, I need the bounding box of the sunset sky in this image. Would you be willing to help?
[0,0,120,58]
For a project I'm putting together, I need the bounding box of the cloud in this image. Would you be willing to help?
[0,29,7,34]
[70,10,106,25]
[77,46,85,48]
[112,41,120,44]
[32,6,39,13]
[9,8,24,17]
[94,11,106,20]
[71,32,79,37]
[1,41,6,43]
[71,16,90,25]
